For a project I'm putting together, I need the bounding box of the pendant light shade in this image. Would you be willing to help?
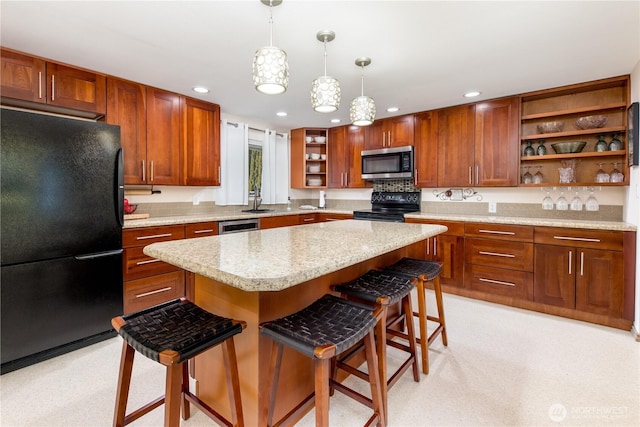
[350,57,375,126]
[253,0,289,95]
[310,30,340,113]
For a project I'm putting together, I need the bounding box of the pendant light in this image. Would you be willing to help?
[310,30,341,113]
[252,0,289,95]
[350,57,376,126]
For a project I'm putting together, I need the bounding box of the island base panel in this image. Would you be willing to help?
[192,242,424,426]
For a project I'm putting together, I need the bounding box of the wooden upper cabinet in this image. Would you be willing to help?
[181,97,221,186]
[1,48,106,116]
[328,125,367,188]
[327,126,346,188]
[437,104,476,187]
[107,77,147,185]
[474,97,519,186]
[364,114,414,150]
[414,111,438,187]
[46,62,106,115]
[1,48,45,103]
[146,88,181,185]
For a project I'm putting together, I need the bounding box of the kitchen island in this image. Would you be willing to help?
[144,219,447,425]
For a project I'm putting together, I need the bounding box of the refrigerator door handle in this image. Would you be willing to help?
[116,148,125,227]
[75,249,123,261]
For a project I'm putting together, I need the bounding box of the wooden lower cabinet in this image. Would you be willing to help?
[406,219,465,288]
[185,221,218,238]
[465,264,533,301]
[534,244,624,317]
[122,225,186,314]
[123,271,185,314]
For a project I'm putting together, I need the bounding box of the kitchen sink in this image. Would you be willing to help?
[241,209,273,213]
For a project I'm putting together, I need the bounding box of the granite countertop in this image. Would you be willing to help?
[143,220,447,292]
[124,208,636,231]
[123,208,349,228]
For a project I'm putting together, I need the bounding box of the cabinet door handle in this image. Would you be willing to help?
[193,229,214,234]
[476,165,479,184]
[387,131,391,147]
[580,251,584,276]
[468,166,472,184]
[478,251,515,258]
[136,287,172,299]
[479,229,515,235]
[479,278,516,287]
[553,236,601,243]
[136,258,161,266]
[141,160,146,182]
[426,238,430,256]
[38,71,43,99]
[50,75,55,101]
[136,233,172,240]
[345,172,348,186]
[433,237,437,257]
[303,218,314,222]
[150,160,155,182]
[568,250,572,275]
[382,132,386,147]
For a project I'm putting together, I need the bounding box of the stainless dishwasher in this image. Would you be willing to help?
[218,218,260,234]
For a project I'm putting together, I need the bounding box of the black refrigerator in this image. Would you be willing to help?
[1,108,124,374]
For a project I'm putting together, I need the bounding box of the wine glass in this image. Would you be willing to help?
[585,187,599,212]
[570,190,583,211]
[556,190,568,211]
[522,166,533,184]
[533,166,544,184]
[596,163,610,183]
[610,162,624,183]
[542,188,554,210]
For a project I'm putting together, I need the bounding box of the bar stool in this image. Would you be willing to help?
[383,257,448,374]
[260,294,385,427]
[111,298,246,427]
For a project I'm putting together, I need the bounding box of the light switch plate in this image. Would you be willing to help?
[488,202,497,213]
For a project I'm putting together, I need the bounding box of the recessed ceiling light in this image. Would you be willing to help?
[464,91,481,98]
[192,86,209,94]
[386,107,399,113]
[276,111,287,117]
[331,118,341,123]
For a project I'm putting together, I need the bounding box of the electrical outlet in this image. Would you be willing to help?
[488,202,497,213]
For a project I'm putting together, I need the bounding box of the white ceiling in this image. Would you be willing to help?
[1,1,639,131]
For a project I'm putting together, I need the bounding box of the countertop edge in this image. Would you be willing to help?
[124,209,636,231]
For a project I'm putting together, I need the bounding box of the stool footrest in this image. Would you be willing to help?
[123,396,164,426]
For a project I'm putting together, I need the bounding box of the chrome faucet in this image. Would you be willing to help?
[253,184,262,211]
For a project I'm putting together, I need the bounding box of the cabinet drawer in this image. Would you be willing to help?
[123,247,180,281]
[534,227,623,251]
[318,213,353,222]
[261,215,300,229]
[465,238,533,271]
[299,213,318,224]
[465,223,533,242]
[124,271,185,314]
[465,264,533,300]
[185,221,218,238]
[123,225,185,248]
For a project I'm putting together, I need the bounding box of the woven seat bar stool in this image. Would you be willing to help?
[332,269,419,425]
[383,257,448,375]
[111,298,246,427]
[260,294,385,427]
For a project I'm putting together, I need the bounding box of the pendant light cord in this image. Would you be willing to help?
[268,1,274,46]
[323,38,328,77]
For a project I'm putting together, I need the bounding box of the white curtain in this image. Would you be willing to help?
[261,130,289,204]
[215,120,248,205]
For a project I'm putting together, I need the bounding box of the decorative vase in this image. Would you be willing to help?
[608,134,623,151]
[595,135,608,152]
[536,139,547,155]
[524,141,535,156]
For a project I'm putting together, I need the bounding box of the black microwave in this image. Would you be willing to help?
[361,146,414,180]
